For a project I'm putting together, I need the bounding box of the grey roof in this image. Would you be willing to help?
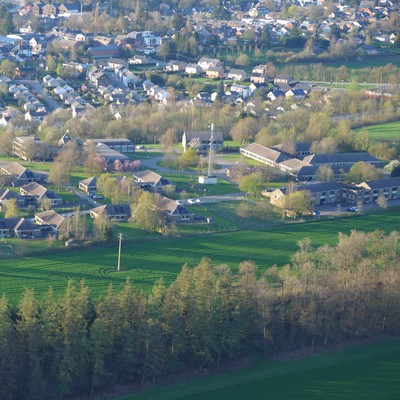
[241,143,289,163]
[134,170,162,185]
[360,177,400,190]
[273,141,312,155]
[304,152,381,165]
[278,181,342,195]
[279,158,314,171]
[0,189,18,201]
[184,130,223,142]
[0,217,20,230]
[20,182,47,197]
[89,138,133,146]
[14,218,40,232]
[35,210,65,228]
[95,143,130,162]
[80,176,97,186]
[91,204,131,217]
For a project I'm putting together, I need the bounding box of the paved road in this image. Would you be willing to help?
[18,80,61,111]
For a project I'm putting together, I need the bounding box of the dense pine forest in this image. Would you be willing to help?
[0,229,399,399]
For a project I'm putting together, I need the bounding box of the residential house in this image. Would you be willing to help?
[90,204,131,221]
[182,130,224,152]
[133,170,172,189]
[79,177,97,193]
[240,143,289,167]
[157,195,194,223]
[34,210,69,236]
[128,55,153,64]
[274,74,293,85]
[227,69,248,81]
[42,3,58,16]
[165,60,187,72]
[185,63,202,75]
[14,66,36,79]
[197,57,223,72]
[89,45,119,59]
[19,182,62,206]
[205,66,224,79]
[0,189,25,210]
[59,3,80,16]
[230,83,253,99]
[250,73,268,84]
[0,162,36,185]
[12,217,41,238]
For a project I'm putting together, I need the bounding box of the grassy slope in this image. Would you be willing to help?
[1,207,400,303]
[116,338,400,400]
[353,120,400,141]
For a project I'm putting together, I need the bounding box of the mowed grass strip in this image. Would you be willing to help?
[117,338,400,400]
[1,207,400,303]
[353,120,400,141]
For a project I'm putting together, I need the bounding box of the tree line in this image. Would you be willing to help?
[0,229,399,399]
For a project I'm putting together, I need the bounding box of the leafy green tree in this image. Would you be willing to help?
[178,147,197,170]
[132,192,162,232]
[346,162,382,183]
[172,13,186,31]
[0,10,14,36]
[285,190,313,217]
[239,172,264,196]
[4,198,19,218]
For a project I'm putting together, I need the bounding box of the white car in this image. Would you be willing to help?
[195,198,202,204]
[175,200,182,205]
[187,199,196,204]
[92,194,104,200]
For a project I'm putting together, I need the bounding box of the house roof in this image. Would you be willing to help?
[35,210,65,228]
[134,169,162,185]
[279,158,314,172]
[20,182,47,197]
[304,152,381,165]
[95,143,130,162]
[241,142,289,163]
[1,162,34,179]
[273,141,312,155]
[14,217,39,232]
[0,189,18,201]
[80,176,97,186]
[0,217,20,230]
[91,204,131,217]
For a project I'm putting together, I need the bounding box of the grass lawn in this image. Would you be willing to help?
[353,120,400,142]
[116,338,400,400]
[1,206,400,303]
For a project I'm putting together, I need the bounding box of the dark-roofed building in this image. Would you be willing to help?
[79,177,97,193]
[20,182,62,206]
[14,217,41,238]
[87,139,134,153]
[303,152,382,167]
[89,45,119,59]
[35,210,69,235]
[133,170,172,188]
[1,162,35,185]
[240,143,289,167]
[157,195,194,223]
[273,141,313,158]
[279,159,317,181]
[0,189,25,210]
[182,130,223,152]
[343,177,400,205]
[90,204,131,221]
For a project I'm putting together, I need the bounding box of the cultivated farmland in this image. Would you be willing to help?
[354,120,400,141]
[1,207,400,303]
[116,338,400,400]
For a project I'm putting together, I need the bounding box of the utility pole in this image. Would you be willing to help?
[208,123,214,177]
[117,233,123,272]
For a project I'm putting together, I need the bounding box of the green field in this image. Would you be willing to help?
[116,338,400,400]
[1,207,400,303]
[353,120,400,141]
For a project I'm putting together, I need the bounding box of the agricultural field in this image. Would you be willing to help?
[1,206,400,303]
[353,120,400,142]
[116,338,400,400]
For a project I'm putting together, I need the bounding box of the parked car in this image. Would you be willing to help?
[92,194,104,199]
[187,199,196,204]
[136,145,146,150]
[347,206,359,212]
[195,198,202,204]
[175,200,182,205]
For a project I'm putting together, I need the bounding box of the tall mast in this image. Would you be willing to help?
[208,123,214,177]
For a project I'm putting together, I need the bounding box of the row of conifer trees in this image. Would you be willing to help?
[0,229,399,399]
